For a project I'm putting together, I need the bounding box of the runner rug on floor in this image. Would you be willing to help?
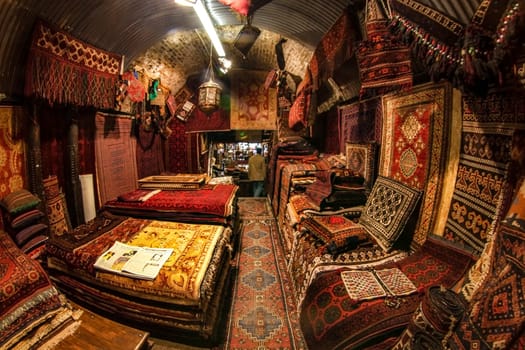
[224,197,306,349]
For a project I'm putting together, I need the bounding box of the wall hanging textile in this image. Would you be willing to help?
[230,70,277,130]
[309,9,358,85]
[390,0,525,95]
[167,117,189,173]
[338,96,382,154]
[185,106,230,133]
[447,177,525,349]
[0,107,26,200]
[94,112,138,207]
[25,20,122,109]
[442,89,524,255]
[357,0,412,99]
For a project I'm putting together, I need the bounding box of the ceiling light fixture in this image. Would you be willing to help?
[175,0,226,58]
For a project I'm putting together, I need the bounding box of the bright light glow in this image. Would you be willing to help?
[193,0,226,57]
[174,0,196,6]
[218,57,232,73]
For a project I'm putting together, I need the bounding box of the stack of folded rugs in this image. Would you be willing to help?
[1,189,48,258]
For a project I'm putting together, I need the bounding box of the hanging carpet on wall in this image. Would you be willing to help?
[24,20,121,109]
[442,90,524,256]
[357,0,412,99]
[94,112,138,206]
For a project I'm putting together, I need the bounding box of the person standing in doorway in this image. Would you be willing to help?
[248,148,266,197]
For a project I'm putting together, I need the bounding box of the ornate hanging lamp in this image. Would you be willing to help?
[198,46,222,114]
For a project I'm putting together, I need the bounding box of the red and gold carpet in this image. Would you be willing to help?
[223,197,306,349]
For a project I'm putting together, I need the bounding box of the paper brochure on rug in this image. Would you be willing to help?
[340,267,417,301]
[94,241,173,280]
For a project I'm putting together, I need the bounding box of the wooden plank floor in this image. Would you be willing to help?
[52,303,150,350]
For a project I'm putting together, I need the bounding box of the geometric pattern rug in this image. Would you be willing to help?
[222,197,306,349]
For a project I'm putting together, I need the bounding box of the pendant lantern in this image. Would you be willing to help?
[198,46,222,114]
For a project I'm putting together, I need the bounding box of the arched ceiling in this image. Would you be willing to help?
[0,0,482,100]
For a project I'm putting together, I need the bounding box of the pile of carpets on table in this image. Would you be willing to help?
[45,181,239,346]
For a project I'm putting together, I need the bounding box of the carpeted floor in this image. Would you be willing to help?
[223,197,306,349]
[151,197,306,349]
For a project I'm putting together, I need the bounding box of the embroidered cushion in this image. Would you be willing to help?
[359,176,421,252]
[301,215,369,255]
[1,189,41,215]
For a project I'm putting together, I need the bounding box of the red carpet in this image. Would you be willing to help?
[223,197,306,349]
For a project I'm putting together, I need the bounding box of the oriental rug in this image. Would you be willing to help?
[380,82,456,245]
[224,197,306,349]
[230,70,277,130]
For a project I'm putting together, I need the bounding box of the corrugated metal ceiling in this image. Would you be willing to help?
[0,0,484,100]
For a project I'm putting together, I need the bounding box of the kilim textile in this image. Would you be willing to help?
[456,128,525,305]
[309,10,357,84]
[224,198,306,349]
[300,214,370,256]
[275,162,318,225]
[340,267,417,301]
[94,112,138,206]
[300,235,474,350]
[230,70,277,130]
[381,82,455,245]
[270,157,317,216]
[288,228,409,308]
[338,97,382,154]
[357,0,412,99]
[0,232,67,348]
[103,184,238,225]
[0,107,26,199]
[25,20,121,109]
[447,196,525,349]
[43,175,72,238]
[442,91,520,255]
[277,110,309,142]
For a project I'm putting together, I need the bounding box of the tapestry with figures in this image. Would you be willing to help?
[380,82,456,245]
[442,90,524,255]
